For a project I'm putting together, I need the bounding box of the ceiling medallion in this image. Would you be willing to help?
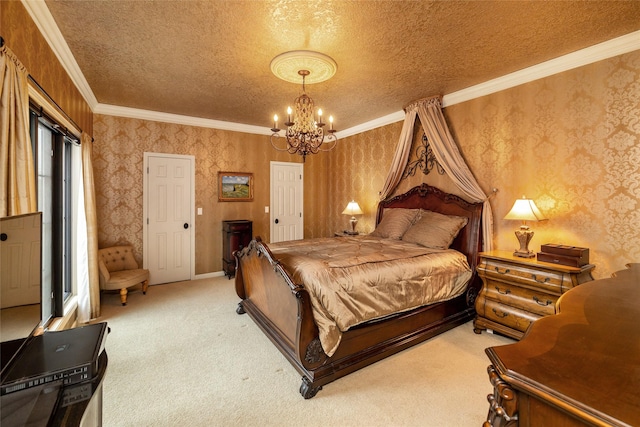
[270,50,337,84]
[269,51,338,161]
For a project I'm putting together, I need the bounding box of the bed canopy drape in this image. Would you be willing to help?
[380,95,494,251]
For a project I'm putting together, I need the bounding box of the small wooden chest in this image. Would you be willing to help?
[537,244,589,267]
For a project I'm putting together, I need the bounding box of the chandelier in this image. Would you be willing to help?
[269,51,338,161]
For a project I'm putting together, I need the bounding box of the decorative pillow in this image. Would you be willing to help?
[402,210,468,249]
[370,208,420,239]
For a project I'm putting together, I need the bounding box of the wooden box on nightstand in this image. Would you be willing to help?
[473,250,595,340]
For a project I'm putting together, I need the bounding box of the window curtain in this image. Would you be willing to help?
[0,45,36,217]
[380,95,494,251]
[78,132,100,322]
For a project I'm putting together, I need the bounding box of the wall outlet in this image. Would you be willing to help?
[264,206,269,213]
[197,207,203,215]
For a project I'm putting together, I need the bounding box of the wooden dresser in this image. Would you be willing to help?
[222,220,252,279]
[483,263,640,427]
[474,250,594,340]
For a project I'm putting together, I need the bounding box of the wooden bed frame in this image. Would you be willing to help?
[234,184,483,398]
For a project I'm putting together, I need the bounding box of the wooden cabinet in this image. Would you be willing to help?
[483,264,640,427]
[222,220,252,279]
[474,250,594,340]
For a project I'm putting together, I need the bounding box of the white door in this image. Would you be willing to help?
[270,162,303,243]
[0,212,41,308]
[144,154,194,285]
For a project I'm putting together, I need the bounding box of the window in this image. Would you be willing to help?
[30,110,76,320]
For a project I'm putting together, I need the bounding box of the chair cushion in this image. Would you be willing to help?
[100,269,150,291]
[99,246,139,272]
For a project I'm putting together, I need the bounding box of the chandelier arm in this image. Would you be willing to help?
[317,133,338,152]
[270,133,292,152]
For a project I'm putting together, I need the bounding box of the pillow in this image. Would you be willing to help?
[370,208,420,239]
[402,210,468,249]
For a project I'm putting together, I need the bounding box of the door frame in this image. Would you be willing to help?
[270,161,304,242]
[142,152,196,282]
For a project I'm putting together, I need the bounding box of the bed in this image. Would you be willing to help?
[234,184,483,398]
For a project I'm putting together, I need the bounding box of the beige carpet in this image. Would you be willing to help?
[94,276,514,426]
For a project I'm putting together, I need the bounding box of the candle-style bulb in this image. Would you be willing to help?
[318,108,323,117]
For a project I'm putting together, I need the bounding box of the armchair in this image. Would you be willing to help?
[98,245,150,306]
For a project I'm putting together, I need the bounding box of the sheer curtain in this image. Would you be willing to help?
[0,45,36,216]
[380,96,494,251]
[78,132,100,322]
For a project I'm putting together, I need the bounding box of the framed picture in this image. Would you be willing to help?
[218,172,254,202]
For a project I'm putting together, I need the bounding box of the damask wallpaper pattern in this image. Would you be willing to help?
[93,50,638,279]
[92,116,305,274]
[444,50,640,278]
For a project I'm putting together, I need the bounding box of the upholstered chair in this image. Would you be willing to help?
[98,245,150,306]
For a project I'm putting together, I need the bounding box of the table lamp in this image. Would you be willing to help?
[342,201,363,235]
[504,196,546,258]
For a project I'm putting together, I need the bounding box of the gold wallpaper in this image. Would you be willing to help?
[7,0,638,287]
[327,51,640,279]
[93,51,638,280]
[444,50,640,279]
[92,116,309,274]
[2,1,93,134]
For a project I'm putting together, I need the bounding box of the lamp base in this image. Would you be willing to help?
[349,217,358,235]
[513,229,535,258]
[513,249,536,258]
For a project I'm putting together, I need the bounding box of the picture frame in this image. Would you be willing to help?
[218,172,254,202]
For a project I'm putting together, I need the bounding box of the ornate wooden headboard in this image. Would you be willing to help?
[376,184,483,269]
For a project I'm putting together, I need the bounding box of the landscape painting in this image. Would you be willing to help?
[218,172,254,201]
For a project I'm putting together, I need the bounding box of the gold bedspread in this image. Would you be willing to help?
[269,235,472,356]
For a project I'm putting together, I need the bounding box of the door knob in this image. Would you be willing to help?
[0,233,7,241]
[184,223,189,229]
[274,219,279,224]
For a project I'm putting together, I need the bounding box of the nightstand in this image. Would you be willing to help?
[473,250,595,340]
[334,231,359,237]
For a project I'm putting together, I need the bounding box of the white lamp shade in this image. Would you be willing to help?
[342,201,363,216]
[504,197,546,221]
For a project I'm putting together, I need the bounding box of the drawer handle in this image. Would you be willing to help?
[494,267,511,275]
[531,274,551,284]
[533,296,553,306]
[495,286,511,295]
[492,308,509,318]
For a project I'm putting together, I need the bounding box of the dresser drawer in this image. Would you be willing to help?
[481,258,564,294]
[223,220,252,233]
[483,281,558,316]
[476,298,539,333]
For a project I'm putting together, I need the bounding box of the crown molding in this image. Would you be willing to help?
[21,0,98,109]
[336,111,405,139]
[94,104,271,135]
[441,29,640,108]
[24,1,640,137]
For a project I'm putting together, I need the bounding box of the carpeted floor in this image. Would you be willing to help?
[93,276,513,426]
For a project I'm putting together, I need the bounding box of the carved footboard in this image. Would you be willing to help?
[234,237,327,398]
[233,185,484,399]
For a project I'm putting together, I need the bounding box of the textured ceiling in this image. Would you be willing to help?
[44,0,640,131]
